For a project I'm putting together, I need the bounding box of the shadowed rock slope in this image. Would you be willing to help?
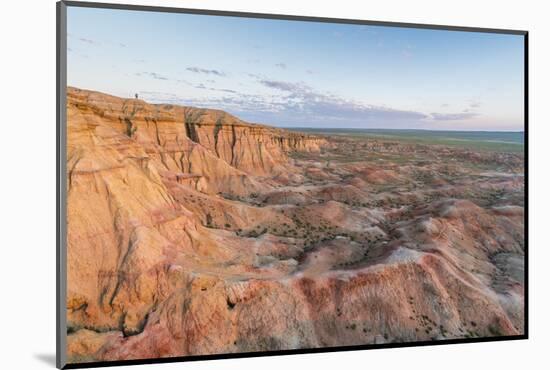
[65,87,524,363]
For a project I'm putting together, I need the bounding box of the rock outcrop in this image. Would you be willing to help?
[66,87,328,362]
[67,88,324,193]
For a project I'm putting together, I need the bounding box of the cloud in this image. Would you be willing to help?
[259,80,306,92]
[135,71,193,86]
[78,37,98,45]
[275,63,287,69]
[138,83,430,128]
[469,101,481,108]
[191,82,236,94]
[135,72,169,81]
[431,112,479,121]
[216,88,238,94]
[71,35,128,49]
[186,67,226,77]
[139,91,265,111]
[306,69,314,74]
[139,76,475,127]
[256,79,429,124]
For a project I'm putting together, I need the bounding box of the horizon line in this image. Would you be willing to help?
[281,126,525,133]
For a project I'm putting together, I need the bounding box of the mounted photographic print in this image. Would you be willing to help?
[56,1,528,368]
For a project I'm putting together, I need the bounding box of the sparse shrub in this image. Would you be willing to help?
[488,325,502,336]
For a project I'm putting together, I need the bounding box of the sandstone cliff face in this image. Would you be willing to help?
[178,106,324,175]
[65,88,524,364]
[67,88,324,194]
[66,87,328,361]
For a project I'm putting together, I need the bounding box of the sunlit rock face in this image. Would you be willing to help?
[65,87,524,364]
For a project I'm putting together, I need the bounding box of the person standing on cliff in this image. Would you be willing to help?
[135,93,138,99]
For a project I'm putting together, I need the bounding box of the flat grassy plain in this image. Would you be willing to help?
[289,128,525,153]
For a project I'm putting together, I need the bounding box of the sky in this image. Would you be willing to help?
[67,6,525,131]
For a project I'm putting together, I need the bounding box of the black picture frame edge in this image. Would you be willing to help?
[60,0,528,35]
[62,334,528,370]
[523,32,529,339]
[56,1,529,369]
[57,1,68,369]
